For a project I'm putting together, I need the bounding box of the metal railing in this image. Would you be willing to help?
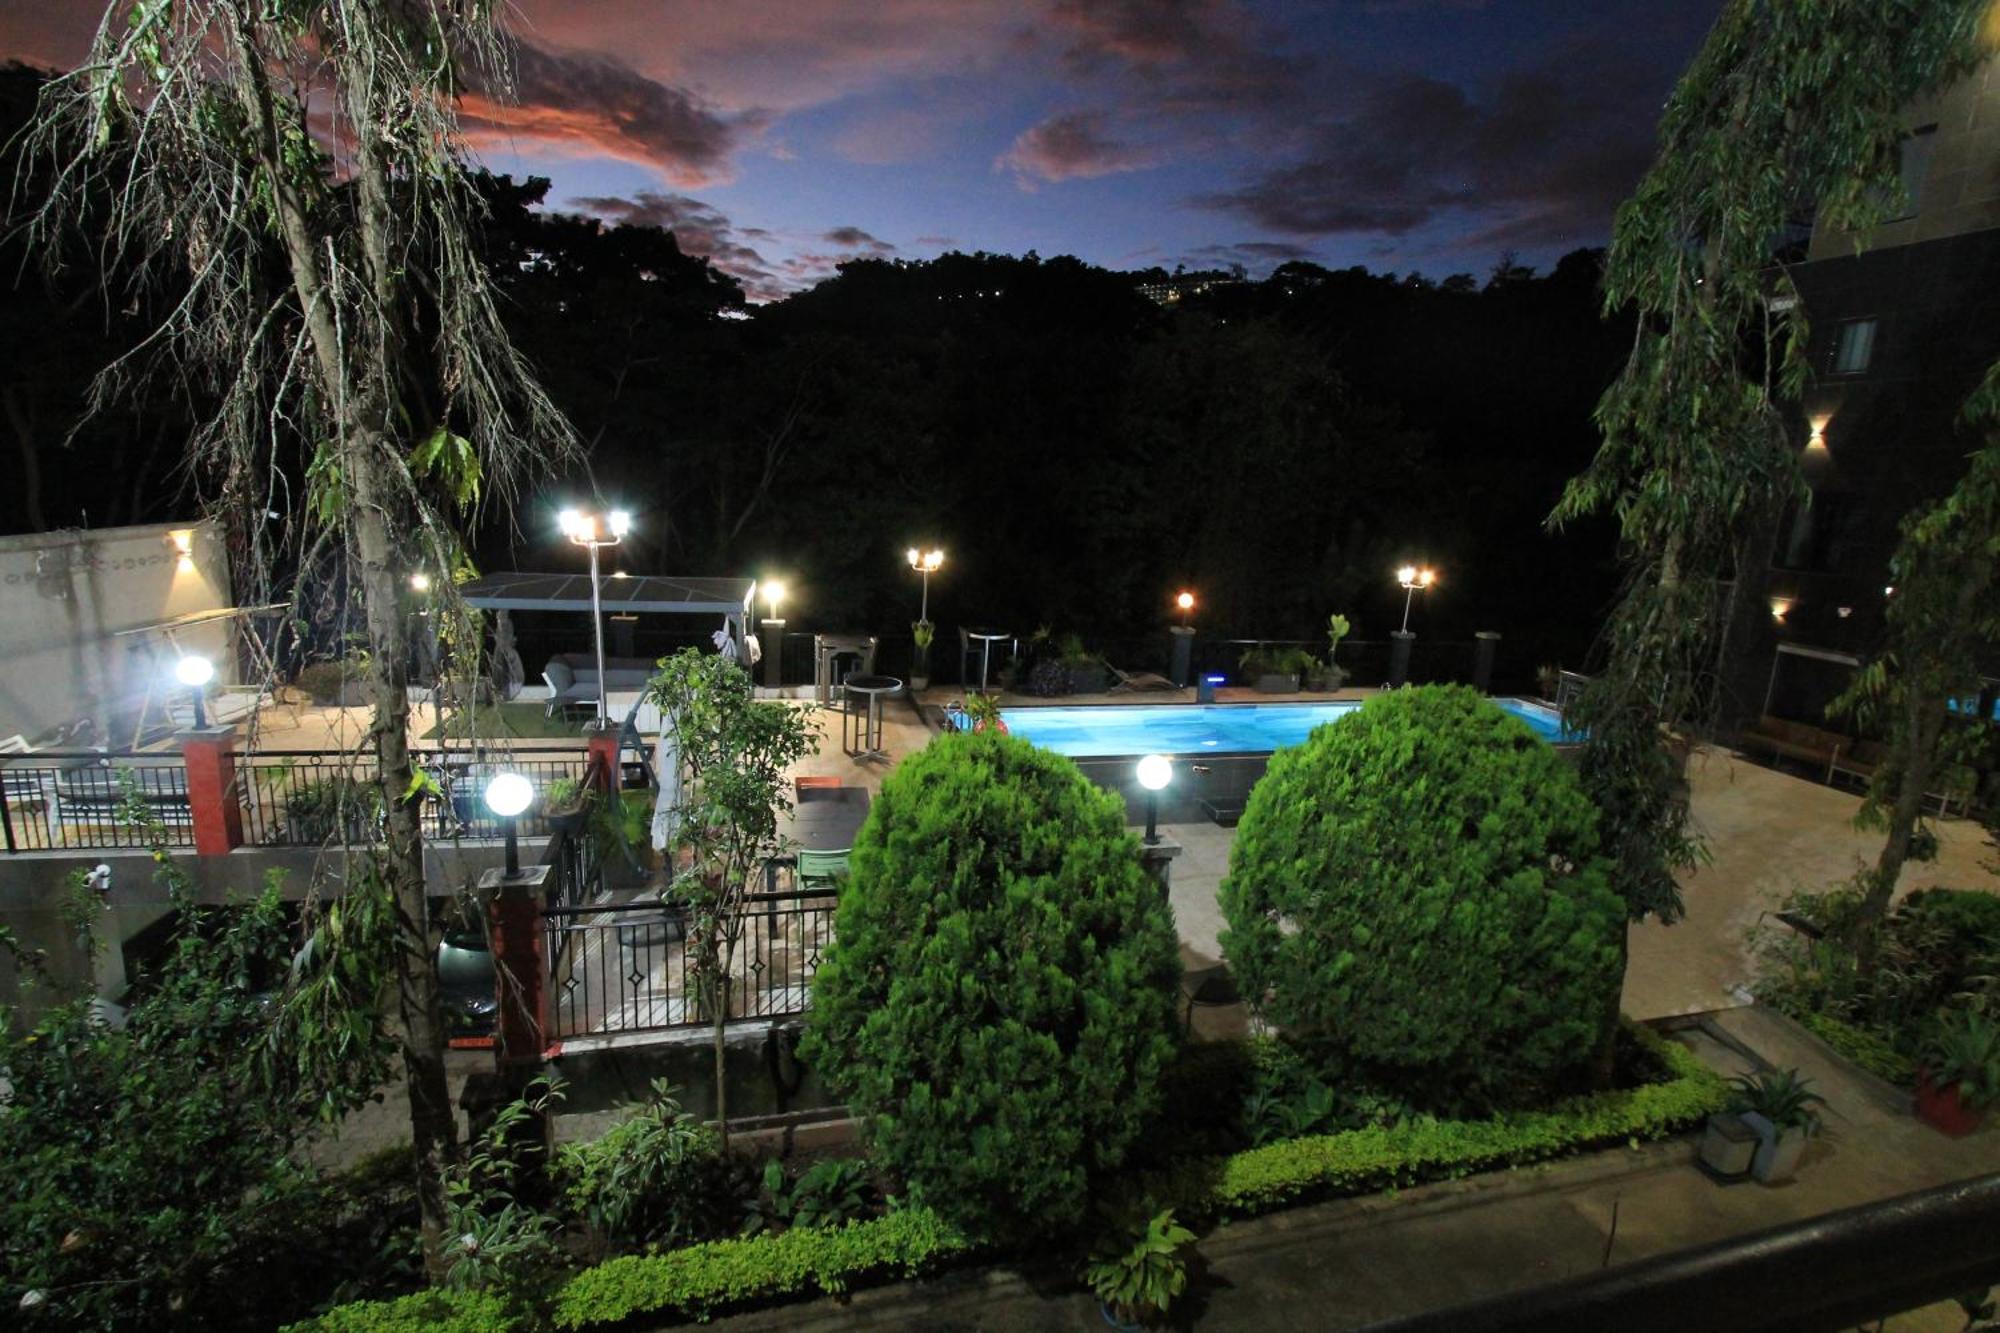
[542,882,835,1040]
[0,753,196,852]
[237,748,590,847]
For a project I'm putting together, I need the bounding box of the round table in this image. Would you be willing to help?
[841,674,901,759]
[966,629,1012,691]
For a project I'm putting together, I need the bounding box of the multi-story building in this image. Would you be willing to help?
[1725,52,2000,730]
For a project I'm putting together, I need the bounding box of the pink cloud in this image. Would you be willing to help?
[997,110,1154,186]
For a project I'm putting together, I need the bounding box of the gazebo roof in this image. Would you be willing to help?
[457,572,754,615]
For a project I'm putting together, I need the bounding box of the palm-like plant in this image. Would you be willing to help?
[1727,1068,1827,1133]
[1927,1009,2000,1108]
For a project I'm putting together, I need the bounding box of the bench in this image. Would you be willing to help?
[1827,737,1976,817]
[1736,714,1846,775]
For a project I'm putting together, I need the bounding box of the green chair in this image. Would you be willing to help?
[795,847,849,893]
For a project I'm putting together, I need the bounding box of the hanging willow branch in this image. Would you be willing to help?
[1550,0,1990,925]
[8,0,580,1280]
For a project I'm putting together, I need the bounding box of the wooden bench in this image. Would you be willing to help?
[1736,714,1846,775]
[1827,738,1976,817]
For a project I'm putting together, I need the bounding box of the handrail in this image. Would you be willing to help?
[1358,1173,2000,1333]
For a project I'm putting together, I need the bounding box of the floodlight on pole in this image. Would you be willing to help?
[1396,564,1437,635]
[175,654,214,729]
[484,771,534,879]
[1136,754,1172,845]
[561,506,630,731]
[906,546,945,623]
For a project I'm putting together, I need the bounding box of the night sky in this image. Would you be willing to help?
[2,1,1724,301]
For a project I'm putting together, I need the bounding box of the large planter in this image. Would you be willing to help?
[1740,1111,1808,1183]
[1067,663,1112,694]
[1915,1068,1986,1137]
[1253,673,1300,694]
[1697,1112,1760,1181]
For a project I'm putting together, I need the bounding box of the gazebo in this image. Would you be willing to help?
[458,571,757,686]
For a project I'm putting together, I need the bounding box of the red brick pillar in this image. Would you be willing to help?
[587,731,621,794]
[179,728,243,856]
[485,867,551,1067]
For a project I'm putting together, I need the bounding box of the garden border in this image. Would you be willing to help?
[291,1027,1727,1331]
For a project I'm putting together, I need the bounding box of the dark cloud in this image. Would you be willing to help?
[1193,48,1662,248]
[1045,0,1303,112]
[1187,239,1318,269]
[824,225,896,253]
[998,110,1153,186]
[572,191,795,300]
[463,42,764,187]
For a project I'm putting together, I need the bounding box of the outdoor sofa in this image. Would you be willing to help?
[542,653,659,717]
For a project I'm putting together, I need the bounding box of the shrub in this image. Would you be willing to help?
[284,775,383,843]
[800,731,1182,1240]
[1218,685,1624,1110]
[295,659,364,706]
[557,1081,734,1253]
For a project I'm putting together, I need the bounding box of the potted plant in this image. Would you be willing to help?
[295,657,368,708]
[1082,1207,1195,1331]
[1536,663,1561,703]
[542,777,591,834]
[1060,633,1111,694]
[1318,614,1351,690]
[1239,644,1300,694]
[963,692,1009,734]
[1727,1068,1825,1183]
[910,620,935,691]
[1916,1009,2000,1137]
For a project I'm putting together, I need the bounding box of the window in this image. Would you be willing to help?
[1833,318,1877,374]
[1890,125,1939,221]
[1779,491,1853,572]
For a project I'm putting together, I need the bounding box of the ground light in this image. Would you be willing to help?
[1137,753,1172,845]
[560,506,632,730]
[175,654,214,729]
[484,770,534,879]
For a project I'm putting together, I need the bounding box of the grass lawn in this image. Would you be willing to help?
[424,701,591,741]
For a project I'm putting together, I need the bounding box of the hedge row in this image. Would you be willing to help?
[1796,1010,1916,1086]
[290,1029,1725,1332]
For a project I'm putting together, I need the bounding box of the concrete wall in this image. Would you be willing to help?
[1808,53,2000,261]
[0,520,232,745]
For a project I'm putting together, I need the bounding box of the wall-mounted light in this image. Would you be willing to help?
[1837,605,1853,619]
[1769,597,1793,622]
[1806,414,1831,451]
[166,528,196,573]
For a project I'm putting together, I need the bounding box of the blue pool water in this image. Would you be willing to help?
[999,698,1570,758]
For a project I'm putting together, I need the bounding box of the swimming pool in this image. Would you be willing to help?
[999,697,1570,759]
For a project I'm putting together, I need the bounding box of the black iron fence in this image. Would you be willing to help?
[0,753,196,852]
[542,883,835,1040]
[238,748,591,847]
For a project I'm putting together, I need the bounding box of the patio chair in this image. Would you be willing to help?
[1108,664,1180,693]
[794,847,849,895]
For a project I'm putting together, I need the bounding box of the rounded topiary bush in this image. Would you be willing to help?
[1218,685,1623,1109]
[800,731,1181,1240]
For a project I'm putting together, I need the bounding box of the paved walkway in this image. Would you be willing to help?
[701,1006,2000,1331]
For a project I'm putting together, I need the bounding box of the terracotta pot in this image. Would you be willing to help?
[1914,1068,1985,1137]
[974,718,1010,735]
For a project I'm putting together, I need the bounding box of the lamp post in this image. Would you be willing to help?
[1136,753,1172,845]
[559,507,631,731]
[175,654,214,729]
[1170,591,1197,689]
[1396,564,1437,635]
[484,771,534,880]
[906,546,944,623]
[1391,564,1436,689]
[760,578,787,691]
